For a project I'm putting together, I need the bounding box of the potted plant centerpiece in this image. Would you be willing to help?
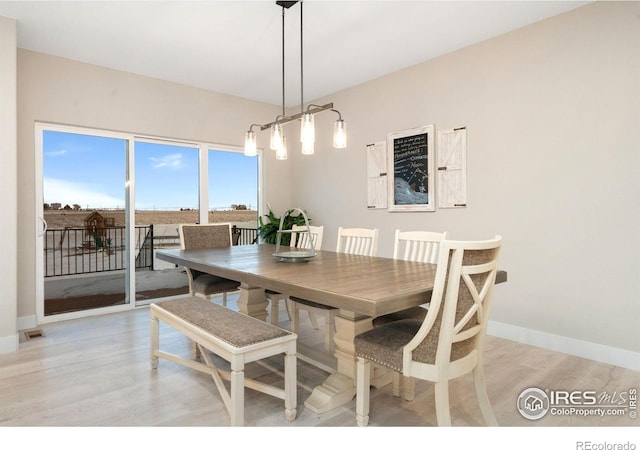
[258,207,310,246]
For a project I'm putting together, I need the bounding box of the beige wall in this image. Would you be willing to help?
[286,2,640,365]
[0,16,17,352]
[5,2,640,368]
[15,50,291,322]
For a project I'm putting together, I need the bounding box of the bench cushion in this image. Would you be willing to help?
[154,296,292,348]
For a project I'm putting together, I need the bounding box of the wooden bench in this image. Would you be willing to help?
[150,296,297,426]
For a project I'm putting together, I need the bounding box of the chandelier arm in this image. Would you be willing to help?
[305,103,324,112]
[260,113,293,131]
[260,103,333,131]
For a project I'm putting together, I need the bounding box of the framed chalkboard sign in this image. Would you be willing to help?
[387,125,435,212]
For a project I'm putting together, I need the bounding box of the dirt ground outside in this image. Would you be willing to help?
[44,209,259,228]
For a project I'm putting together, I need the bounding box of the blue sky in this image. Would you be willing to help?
[43,131,258,210]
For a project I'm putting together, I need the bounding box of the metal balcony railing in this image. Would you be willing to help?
[232,225,258,246]
[44,226,152,277]
[44,225,258,277]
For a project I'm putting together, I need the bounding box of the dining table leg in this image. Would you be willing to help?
[304,310,374,414]
[235,282,268,322]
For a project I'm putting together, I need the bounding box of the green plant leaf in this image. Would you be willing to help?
[257,207,311,245]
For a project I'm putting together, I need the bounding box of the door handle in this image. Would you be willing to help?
[38,216,48,237]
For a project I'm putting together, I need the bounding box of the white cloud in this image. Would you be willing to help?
[149,153,184,170]
[44,178,124,209]
[44,149,68,157]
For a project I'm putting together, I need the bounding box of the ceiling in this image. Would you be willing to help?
[0,1,589,107]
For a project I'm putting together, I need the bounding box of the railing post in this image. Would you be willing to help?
[231,225,240,246]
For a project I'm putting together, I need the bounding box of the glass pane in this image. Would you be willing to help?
[42,130,127,316]
[134,141,199,303]
[208,149,258,245]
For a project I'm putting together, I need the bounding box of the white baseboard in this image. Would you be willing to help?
[0,314,37,354]
[488,320,640,372]
[0,333,18,354]
[17,314,37,332]
[9,314,640,371]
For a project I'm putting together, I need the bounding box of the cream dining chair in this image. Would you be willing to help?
[289,227,379,359]
[373,230,448,327]
[355,236,502,426]
[335,226,380,256]
[178,223,241,307]
[372,229,448,398]
[266,224,324,325]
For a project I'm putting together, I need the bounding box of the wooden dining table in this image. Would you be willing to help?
[155,244,507,414]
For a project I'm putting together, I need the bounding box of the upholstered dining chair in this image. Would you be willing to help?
[355,236,502,426]
[266,224,324,325]
[289,227,380,358]
[178,223,241,307]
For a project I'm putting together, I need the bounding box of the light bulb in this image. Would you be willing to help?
[300,112,315,151]
[244,130,257,156]
[301,139,314,155]
[270,123,283,151]
[276,136,287,160]
[333,119,347,148]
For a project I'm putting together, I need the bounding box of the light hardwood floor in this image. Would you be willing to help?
[1,294,638,431]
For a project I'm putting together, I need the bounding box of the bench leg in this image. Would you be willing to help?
[229,361,245,426]
[284,349,297,422]
[150,314,159,369]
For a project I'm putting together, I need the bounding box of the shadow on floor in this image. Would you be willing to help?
[45,286,189,315]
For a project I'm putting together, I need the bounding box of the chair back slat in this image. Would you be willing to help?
[291,225,324,250]
[336,227,379,256]
[393,230,448,264]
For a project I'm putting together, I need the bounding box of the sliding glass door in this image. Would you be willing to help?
[40,129,128,316]
[36,124,261,322]
[133,140,200,304]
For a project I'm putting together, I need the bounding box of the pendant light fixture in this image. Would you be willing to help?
[332,109,347,148]
[244,126,258,156]
[243,1,347,157]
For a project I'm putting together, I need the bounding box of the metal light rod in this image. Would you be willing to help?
[259,103,334,131]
